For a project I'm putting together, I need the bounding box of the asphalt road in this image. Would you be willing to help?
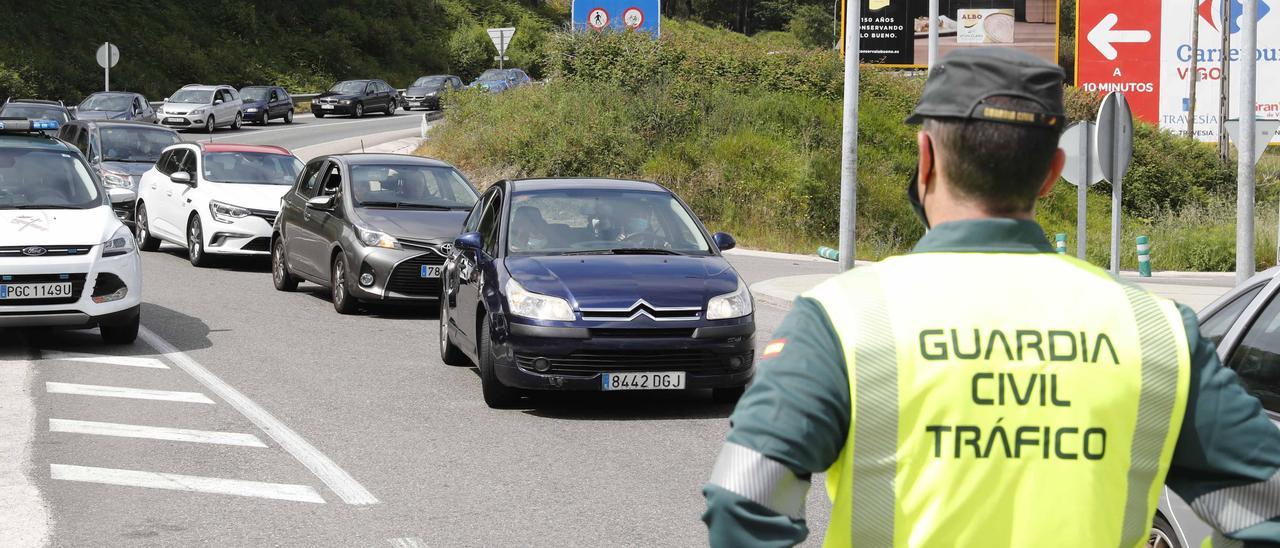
[0,114,841,546]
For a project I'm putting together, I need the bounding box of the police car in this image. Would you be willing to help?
[0,118,142,344]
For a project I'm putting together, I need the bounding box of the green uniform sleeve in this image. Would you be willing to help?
[702,297,850,547]
[1167,303,1280,544]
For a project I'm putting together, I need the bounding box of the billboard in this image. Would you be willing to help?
[1077,0,1280,143]
[843,0,1060,68]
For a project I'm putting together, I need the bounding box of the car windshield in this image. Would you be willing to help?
[507,189,713,255]
[240,87,272,102]
[168,89,214,104]
[413,76,447,87]
[475,81,505,90]
[0,105,68,123]
[100,127,181,163]
[350,165,478,209]
[478,69,506,80]
[202,152,302,185]
[0,149,101,209]
[78,94,134,111]
[329,81,368,94]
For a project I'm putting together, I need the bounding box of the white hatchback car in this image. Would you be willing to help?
[135,142,302,267]
[0,119,142,344]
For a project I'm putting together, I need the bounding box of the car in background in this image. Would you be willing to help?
[1148,267,1280,547]
[439,178,755,408]
[157,84,244,133]
[135,143,302,267]
[57,120,181,226]
[312,80,398,118]
[74,92,157,123]
[0,99,74,135]
[239,85,295,125]
[469,68,532,92]
[271,154,478,314]
[0,118,141,344]
[400,75,462,111]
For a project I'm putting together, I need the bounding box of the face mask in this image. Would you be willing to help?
[906,167,930,229]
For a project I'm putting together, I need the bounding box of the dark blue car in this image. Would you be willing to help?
[439,178,755,408]
[238,86,294,125]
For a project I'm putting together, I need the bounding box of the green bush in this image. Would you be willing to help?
[788,4,836,49]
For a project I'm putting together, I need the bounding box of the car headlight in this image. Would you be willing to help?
[506,279,575,322]
[209,200,251,223]
[707,281,753,320]
[190,107,207,115]
[426,91,437,97]
[245,107,259,112]
[340,99,352,105]
[102,225,136,257]
[101,171,132,189]
[357,226,400,249]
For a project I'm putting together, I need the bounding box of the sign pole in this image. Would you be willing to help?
[838,0,860,272]
[500,33,506,70]
[104,42,110,92]
[1238,0,1259,284]
[1187,1,1198,138]
[1079,126,1091,259]
[1219,0,1232,162]
[927,0,939,70]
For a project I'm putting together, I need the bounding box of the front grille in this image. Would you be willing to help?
[580,303,702,321]
[516,350,746,375]
[242,237,271,252]
[386,253,446,297]
[247,208,277,226]
[0,245,94,258]
[0,273,87,305]
[397,237,448,254]
[589,328,695,338]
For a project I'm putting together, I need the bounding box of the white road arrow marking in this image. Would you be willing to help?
[1088,13,1152,61]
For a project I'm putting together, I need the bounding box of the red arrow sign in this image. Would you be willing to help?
[1077,0,1162,122]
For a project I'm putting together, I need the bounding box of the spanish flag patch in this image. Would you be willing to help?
[762,339,786,358]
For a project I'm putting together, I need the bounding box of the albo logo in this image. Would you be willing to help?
[1200,0,1271,34]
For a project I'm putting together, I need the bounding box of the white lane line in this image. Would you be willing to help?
[386,538,426,548]
[50,464,325,504]
[0,356,50,547]
[46,382,214,404]
[49,419,267,448]
[138,327,379,505]
[38,351,168,369]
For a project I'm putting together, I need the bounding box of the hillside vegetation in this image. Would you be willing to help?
[421,21,1276,271]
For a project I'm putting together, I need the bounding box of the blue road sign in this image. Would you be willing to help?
[572,0,661,37]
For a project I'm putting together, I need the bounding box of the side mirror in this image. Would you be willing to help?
[214,99,224,105]
[712,232,736,251]
[162,97,169,102]
[306,195,336,211]
[455,232,482,252]
[106,187,137,204]
[170,171,193,185]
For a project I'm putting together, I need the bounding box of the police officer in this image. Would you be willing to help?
[702,48,1280,546]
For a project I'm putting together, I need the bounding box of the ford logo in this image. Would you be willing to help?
[439,243,454,255]
[21,246,47,256]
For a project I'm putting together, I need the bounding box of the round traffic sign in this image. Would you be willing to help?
[587,8,609,30]
[96,42,119,69]
[623,7,644,29]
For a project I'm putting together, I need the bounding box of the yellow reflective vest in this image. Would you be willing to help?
[804,252,1191,547]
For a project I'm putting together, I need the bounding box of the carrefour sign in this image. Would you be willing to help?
[1077,0,1280,143]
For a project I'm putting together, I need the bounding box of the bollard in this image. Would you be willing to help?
[817,246,840,262]
[1136,236,1151,277]
[1055,233,1067,254]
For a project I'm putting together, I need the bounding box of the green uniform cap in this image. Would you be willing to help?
[906,47,1066,130]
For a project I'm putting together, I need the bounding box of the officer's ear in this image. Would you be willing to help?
[916,130,935,190]
[1037,148,1066,198]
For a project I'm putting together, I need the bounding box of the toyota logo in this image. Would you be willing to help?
[439,243,454,255]
[21,246,47,256]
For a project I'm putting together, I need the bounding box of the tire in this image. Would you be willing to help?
[272,237,299,292]
[330,255,359,315]
[205,116,215,134]
[255,113,267,126]
[385,101,396,116]
[478,314,521,408]
[1149,514,1182,548]
[438,297,469,366]
[231,112,242,130]
[313,111,325,119]
[713,386,746,404]
[187,216,212,268]
[100,313,140,345]
[135,202,161,252]
[353,103,364,118]
[284,109,294,124]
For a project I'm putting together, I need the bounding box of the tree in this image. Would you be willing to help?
[789,3,835,48]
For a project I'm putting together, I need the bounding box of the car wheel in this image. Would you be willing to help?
[385,101,396,116]
[100,313,139,345]
[272,238,299,292]
[1149,514,1182,548]
[206,116,215,134]
[479,314,521,408]
[285,109,294,124]
[231,112,242,130]
[712,386,746,404]
[353,103,364,118]
[331,255,359,315]
[439,296,470,366]
[187,216,212,267]
[255,113,267,126]
[135,203,161,252]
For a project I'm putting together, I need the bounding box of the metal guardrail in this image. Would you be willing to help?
[147,90,403,109]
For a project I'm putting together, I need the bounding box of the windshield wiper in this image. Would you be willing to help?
[559,250,616,255]
[358,201,450,210]
[608,248,683,255]
[14,204,81,209]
